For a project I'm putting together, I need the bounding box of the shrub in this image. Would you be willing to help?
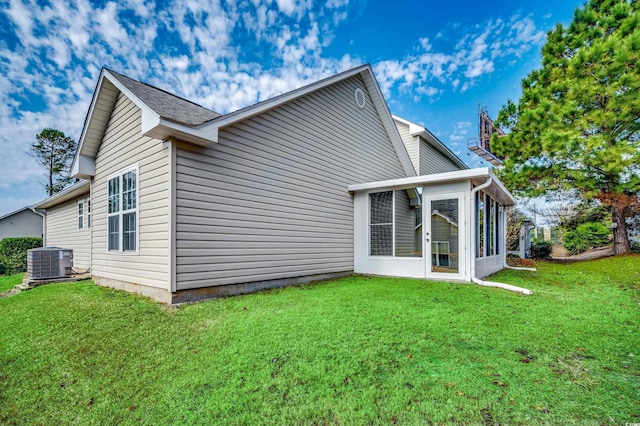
[0,237,43,274]
[630,241,640,253]
[563,222,611,255]
[530,240,553,259]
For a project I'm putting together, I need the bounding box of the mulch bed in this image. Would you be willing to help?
[506,257,537,268]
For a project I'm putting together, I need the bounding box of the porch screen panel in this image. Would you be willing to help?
[476,191,484,258]
[430,198,459,273]
[395,189,421,257]
[490,198,496,256]
[496,205,502,255]
[370,191,393,256]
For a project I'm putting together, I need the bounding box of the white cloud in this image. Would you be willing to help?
[449,121,473,142]
[275,0,296,16]
[0,0,546,214]
[373,14,545,102]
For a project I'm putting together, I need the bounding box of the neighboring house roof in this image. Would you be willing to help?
[33,181,90,210]
[106,69,221,126]
[71,64,417,180]
[431,211,459,228]
[0,206,43,221]
[392,115,468,170]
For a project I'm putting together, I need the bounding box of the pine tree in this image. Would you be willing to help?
[31,128,77,196]
[493,0,640,255]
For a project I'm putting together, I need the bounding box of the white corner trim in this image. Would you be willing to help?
[168,141,177,293]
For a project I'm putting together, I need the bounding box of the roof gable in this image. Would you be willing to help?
[392,115,468,171]
[71,65,417,180]
[0,206,41,221]
[71,69,222,178]
[201,64,416,177]
[107,70,220,125]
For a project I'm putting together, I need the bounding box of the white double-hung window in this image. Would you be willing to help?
[108,166,138,252]
[78,201,84,229]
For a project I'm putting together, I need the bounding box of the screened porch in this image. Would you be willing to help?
[349,168,516,283]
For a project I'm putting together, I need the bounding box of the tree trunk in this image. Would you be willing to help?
[611,206,630,255]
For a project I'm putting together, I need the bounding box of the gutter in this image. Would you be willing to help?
[469,178,533,295]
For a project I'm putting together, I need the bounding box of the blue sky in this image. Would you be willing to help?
[0,0,584,215]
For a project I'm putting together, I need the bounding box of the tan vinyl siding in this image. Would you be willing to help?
[45,198,91,269]
[175,75,406,290]
[396,121,419,174]
[419,137,461,175]
[91,93,170,289]
[394,189,416,257]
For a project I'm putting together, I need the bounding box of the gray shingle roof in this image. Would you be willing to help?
[106,69,221,126]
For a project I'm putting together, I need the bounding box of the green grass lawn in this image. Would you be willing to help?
[0,273,22,293]
[1,256,638,425]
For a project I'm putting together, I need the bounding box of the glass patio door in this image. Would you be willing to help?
[425,192,465,280]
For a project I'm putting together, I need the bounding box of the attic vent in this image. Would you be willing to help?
[354,88,366,109]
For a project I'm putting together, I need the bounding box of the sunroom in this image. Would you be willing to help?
[349,167,531,293]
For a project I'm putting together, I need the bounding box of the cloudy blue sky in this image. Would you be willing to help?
[0,0,584,215]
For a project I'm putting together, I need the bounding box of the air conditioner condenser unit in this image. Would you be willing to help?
[27,247,73,280]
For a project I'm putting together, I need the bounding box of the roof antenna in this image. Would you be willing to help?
[468,103,504,166]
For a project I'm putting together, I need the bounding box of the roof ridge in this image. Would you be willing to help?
[103,67,219,114]
[202,63,370,125]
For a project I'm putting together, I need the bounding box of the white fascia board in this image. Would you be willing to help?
[153,118,219,146]
[392,115,424,136]
[33,181,91,210]
[348,167,491,192]
[392,114,468,170]
[363,74,416,178]
[348,167,515,206]
[488,168,516,205]
[71,71,107,177]
[104,70,161,134]
[71,154,96,179]
[105,71,218,146]
[198,64,371,133]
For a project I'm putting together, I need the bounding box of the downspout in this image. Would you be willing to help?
[31,207,46,245]
[470,178,533,295]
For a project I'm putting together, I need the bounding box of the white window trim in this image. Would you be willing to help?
[368,190,423,259]
[77,200,84,230]
[432,241,450,266]
[86,198,91,229]
[368,191,394,257]
[107,164,139,255]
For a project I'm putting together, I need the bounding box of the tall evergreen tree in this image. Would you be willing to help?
[493,0,640,255]
[31,128,77,196]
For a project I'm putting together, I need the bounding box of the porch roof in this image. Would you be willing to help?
[348,167,516,207]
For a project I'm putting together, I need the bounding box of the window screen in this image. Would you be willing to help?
[369,191,393,256]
